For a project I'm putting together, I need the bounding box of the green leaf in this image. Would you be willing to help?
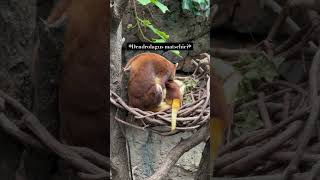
[146,23,169,40]
[153,1,169,13]
[127,24,133,29]
[170,50,182,57]
[182,78,198,102]
[183,78,198,94]
[182,0,191,11]
[184,96,193,104]
[152,38,166,43]
[205,8,210,17]
[271,56,286,69]
[141,19,152,26]
[244,69,260,81]
[234,107,263,135]
[138,18,170,44]
[233,54,281,101]
[182,0,210,17]
[139,0,169,13]
[137,0,151,5]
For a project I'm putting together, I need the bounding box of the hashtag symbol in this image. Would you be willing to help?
[128,44,133,49]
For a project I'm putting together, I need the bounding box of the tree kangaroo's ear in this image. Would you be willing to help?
[47,0,71,25]
[170,63,178,80]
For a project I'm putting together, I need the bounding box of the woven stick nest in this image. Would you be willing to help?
[110,54,210,136]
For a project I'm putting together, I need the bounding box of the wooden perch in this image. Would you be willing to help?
[284,48,320,180]
[257,92,273,128]
[219,120,303,175]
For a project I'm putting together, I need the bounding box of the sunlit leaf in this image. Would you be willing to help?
[145,22,169,40]
[170,50,182,57]
[139,0,169,13]
[141,19,152,26]
[182,0,191,11]
[182,0,210,17]
[137,0,151,5]
[152,38,166,43]
[153,1,169,13]
[127,24,133,29]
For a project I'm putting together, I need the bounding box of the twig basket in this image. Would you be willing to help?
[110,54,210,136]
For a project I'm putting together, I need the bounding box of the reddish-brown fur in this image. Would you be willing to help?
[59,0,108,156]
[165,80,182,105]
[212,74,229,126]
[125,53,177,110]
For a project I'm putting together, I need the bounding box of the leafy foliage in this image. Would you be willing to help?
[182,0,210,17]
[214,55,284,136]
[138,18,170,42]
[137,0,169,13]
[234,55,284,103]
[231,54,284,135]
[170,50,182,57]
[182,78,199,103]
[131,0,181,57]
[234,107,263,136]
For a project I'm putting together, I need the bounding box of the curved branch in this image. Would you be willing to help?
[146,126,209,180]
[0,90,114,179]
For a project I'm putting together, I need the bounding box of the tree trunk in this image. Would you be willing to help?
[110,0,130,179]
[195,141,210,180]
[25,0,63,179]
[0,0,37,179]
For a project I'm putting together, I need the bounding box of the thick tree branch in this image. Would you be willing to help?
[147,126,209,180]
